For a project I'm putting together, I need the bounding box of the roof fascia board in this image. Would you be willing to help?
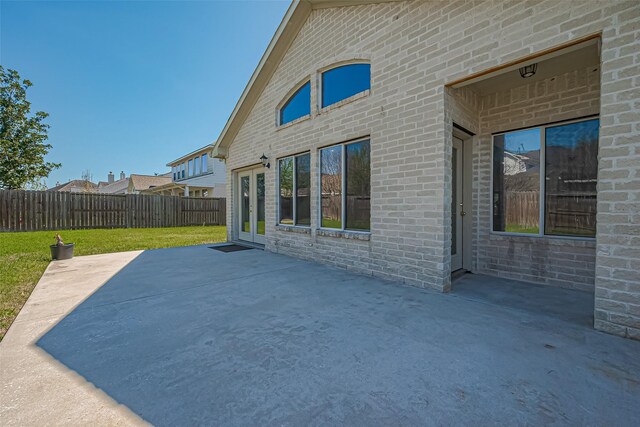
[215,0,311,153]
[167,144,214,167]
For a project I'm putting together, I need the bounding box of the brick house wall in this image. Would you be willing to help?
[474,66,600,291]
[222,1,640,338]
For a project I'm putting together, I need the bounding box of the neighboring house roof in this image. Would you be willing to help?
[47,180,97,192]
[98,178,130,194]
[167,144,213,167]
[212,0,400,158]
[129,174,172,192]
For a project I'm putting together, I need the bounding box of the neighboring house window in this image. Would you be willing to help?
[279,81,310,126]
[321,63,370,109]
[195,156,200,175]
[188,159,193,177]
[172,167,177,181]
[181,163,185,179]
[201,153,208,173]
[278,153,310,226]
[320,138,371,231]
[492,118,599,237]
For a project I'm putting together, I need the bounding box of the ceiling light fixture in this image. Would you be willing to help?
[519,63,538,78]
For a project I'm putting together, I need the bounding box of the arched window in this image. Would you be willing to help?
[279,81,311,126]
[321,63,370,108]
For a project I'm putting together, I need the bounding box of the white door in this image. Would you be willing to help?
[237,169,266,245]
[451,137,464,271]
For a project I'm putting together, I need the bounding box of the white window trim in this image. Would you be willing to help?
[490,116,599,240]
[318,137,371,233]
[277,152,311,228]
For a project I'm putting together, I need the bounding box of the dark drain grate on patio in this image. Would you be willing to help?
[210,245,254,253]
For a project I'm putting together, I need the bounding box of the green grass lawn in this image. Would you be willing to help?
[505,224,539,234]
[0,226,226,341]
[243,220,266,235]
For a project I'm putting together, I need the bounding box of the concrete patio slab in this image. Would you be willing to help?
[1,244,639,426]
[0,251,148,426]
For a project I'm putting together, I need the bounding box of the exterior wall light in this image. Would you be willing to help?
[519,63,538,78]
[260,154,270,169]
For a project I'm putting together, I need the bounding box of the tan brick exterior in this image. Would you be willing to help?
[222,1,640,339]
[448,66,601,292]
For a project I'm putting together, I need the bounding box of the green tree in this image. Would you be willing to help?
[0,66,60,189]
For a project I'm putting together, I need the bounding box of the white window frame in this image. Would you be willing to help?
[277,152,311,227]
[318,137,371,233]
[194,156,200,175]
[490,116,599,240]
[201,154,208,173]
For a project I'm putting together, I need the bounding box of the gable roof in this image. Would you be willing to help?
[47,180,97,192]
[212,0,400,158]
[98,178,130,194]
[129,174,172,191]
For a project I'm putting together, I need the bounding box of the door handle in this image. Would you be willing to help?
[461,211,466,216]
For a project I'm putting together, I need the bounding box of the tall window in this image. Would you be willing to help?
[172,167,177,181]
[201,153,208,173]
[492,118,598,237]
[188,159,193,177]
[181,163,185,179]
[321,63,370,108]
[194,156,201,175]
[278,153,310,226]
[320,139,371,231]
[279,81,310,126]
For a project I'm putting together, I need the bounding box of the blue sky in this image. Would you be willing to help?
[1,0,290,186]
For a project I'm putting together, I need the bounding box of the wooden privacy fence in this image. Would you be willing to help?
[0,190,226,232]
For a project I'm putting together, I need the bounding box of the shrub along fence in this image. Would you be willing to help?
[0,190,226,232]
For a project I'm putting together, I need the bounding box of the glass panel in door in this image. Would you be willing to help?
[241,175,250,233]
[256,173,265,235]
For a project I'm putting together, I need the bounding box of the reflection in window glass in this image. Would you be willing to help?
[181,163,185,179]
[195,156,200,175]
[295,155,311,226]
[201,154,208,173]
[241,176,250,232]
[545,119,599,237]
[322,63,370,108]
[321,145,343,229]
[493,128,541,234]
[280,82,310,126]
[345,140,371,230]
[279,158,293,224]
[188,159,193,177]
[256,173,265,235]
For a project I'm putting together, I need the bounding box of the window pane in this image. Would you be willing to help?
[493,128,541,234]
[195,156,200,175]
[321,145,342,229]
[345,140,370,231]
[545,119,598,237]
[241,176,250,232]
[295,154,311,226]
[279,157,293,224]
[201,154,208,173]
[322,63,370,108]
[280,82,310,125]
[188,159,193,177]
[257,173,265,235]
